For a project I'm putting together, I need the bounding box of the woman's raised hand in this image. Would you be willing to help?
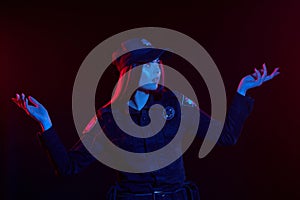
[237,63,280,96]
[12,93,52,132]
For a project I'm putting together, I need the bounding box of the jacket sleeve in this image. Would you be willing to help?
[188,92,254,146]
[38,126,97,176]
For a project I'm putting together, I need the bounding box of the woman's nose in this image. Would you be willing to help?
[152,64,161,75]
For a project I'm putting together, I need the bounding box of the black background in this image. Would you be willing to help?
[1,0,299,199]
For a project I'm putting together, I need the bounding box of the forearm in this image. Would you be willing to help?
[194,92,254,146]
[38,127,95,176]
[217,92,254,145]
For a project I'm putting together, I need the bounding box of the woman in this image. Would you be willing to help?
[12,38,280,199]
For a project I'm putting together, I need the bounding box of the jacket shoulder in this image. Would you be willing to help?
[172,90,198,107]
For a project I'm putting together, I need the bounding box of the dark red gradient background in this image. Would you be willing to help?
[1,1,299,200]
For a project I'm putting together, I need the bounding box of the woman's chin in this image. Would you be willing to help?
[142,84,158,91]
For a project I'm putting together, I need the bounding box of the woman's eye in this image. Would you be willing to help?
[153,59,160,63]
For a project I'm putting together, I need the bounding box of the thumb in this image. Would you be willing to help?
[28,96,40,107]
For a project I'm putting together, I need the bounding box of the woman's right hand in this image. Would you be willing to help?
[12,93,52,132]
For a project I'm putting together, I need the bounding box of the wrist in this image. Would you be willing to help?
[237,87,247,96]
[40,120,52,132]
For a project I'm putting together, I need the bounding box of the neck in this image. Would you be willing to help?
[129,89,150,111]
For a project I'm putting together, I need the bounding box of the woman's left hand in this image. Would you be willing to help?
[237,63,280,96]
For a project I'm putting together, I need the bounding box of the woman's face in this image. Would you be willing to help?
[138,58,161,90]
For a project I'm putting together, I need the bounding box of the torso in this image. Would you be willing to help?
[98,87,187,192]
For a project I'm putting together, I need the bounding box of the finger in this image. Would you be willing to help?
[21,93,26,107]
[28,96,40,107]
[271,67,280,76]
[25,97,29,108]
[21,93,29,111]
[252,68,259,79]
[261,63,267,80]
[20,93,24,108]
[16,93,24,108]
[274,71,280,76]
[24,97,31,115]
[255,68,261,79]
[254,68,263,85]
[12,93,23,108]
[268,68,280,79]
[11,94,18,102]
[11,93,20,102]
[250,72,257,79]
[11,97,19,105]
[263,68,280,82]
[12,93,28,111]
[13,93,20,100]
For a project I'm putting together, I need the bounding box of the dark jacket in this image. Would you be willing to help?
[39,88,254,193]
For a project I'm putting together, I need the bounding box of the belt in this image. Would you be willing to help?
[116,187,187,200]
